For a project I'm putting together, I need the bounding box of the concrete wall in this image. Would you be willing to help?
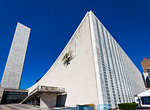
[0,87,4,103]
[29,12,99,107]
[40,93,57,108]
[1,23,30,89]
[28,11,146,109]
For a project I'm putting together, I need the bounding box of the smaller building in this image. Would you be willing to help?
[22,85,66,108]
[137,89,150,107]
[141,57,150,88]
[141,57,150,73]
[0,88,28,104]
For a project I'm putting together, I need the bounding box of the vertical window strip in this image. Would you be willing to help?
[95,19,111,107]
[100,25,117,106]
[113,42,127,103]
[110,37,125,103]
[105,30,121,104]
[121,51,133,102]
[116,46,129,102]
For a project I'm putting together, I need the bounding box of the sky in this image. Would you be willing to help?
[0,0,150,89]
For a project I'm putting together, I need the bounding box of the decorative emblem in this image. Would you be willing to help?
[62,50,73,66]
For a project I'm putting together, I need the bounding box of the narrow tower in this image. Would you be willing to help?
[1,22,31,89]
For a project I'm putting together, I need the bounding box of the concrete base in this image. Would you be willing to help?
[0,87,4,103]
[40,93,57,108]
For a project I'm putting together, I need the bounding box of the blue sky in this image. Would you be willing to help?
[0,0,149,89]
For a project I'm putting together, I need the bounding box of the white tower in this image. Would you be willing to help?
[1,23,31,89]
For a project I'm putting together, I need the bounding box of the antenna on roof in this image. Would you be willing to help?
[92,10,96,14]
[89,10,96,14]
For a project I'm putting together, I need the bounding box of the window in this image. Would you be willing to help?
[147,69,150,79]
[147,68,150,73]
[141,96,150,105]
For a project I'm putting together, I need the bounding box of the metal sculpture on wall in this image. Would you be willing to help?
[62,50,73,66]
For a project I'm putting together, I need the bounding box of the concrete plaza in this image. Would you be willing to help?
[0,104,51,110]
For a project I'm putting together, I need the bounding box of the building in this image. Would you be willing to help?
[1,23,31,89]
[0,88,28,104]
[0,23,30,104]
[137,89,150,107]
[22,11,145,109]
[141,57,150,88]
